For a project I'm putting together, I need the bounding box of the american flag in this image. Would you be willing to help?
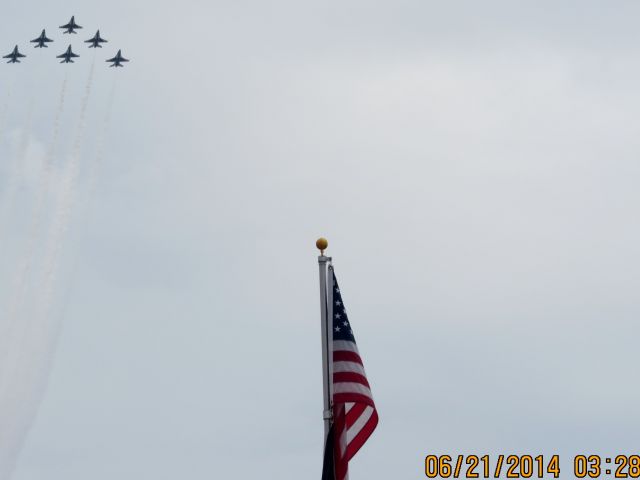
[322,267,378,480]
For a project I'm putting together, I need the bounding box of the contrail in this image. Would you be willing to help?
[0,100,34,480]
[0,64,94,480]
[31,63,96,367]
[0,84,12,146]
[0,78,68,379]
[51,75,118,380]
[35,62,95,319]
[98,76,117,168]
[39,62,94,341]
[85,74,116,210]
[54,74,118,352]
[0,102,33,251]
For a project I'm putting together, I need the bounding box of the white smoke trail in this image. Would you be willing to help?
[0,78,68,379]
[97,76,117,171]
[0,102,33,250]
[84,74,116,213]
[52,74,118,350]
[52,74,118,368]
[0,84,12,146]
[0,65,94,480]
[62,75,117,298]
[39,61,96,314]
[0,103,35,480]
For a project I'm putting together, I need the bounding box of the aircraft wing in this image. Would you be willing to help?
[60,22,72,29]
[71,52,79,57]
[56,53,66,58]
[2,54,12,59]
[106,56,118,63]
[17,52,25,58]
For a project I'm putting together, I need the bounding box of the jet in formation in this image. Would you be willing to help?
[60,16,82,34]
[106,50,129,67]
[31,29,54,48]
[3,45,26,63]
[57,45,79,63]
[86,30,108,48]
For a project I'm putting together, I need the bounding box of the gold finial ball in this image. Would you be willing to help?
[316,237,328,252]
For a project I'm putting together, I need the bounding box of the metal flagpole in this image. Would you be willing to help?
[317,238,333,441]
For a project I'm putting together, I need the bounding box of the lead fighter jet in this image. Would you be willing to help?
[3,46,26,63]
[85,30,108,48]
[60,16,82,34]
[106,49,129,67]
[31,30,54,48]
[57,45,79,63]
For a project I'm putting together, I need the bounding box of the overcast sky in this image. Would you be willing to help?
[1,1,640,479]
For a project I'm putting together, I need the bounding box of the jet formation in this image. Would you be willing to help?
[4,16,129,68]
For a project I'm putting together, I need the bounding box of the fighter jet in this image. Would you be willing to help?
[30,29,54,48]
[85,30,107,48]
[3,46,26,63]
[60,16,82,34]
[57,45,79,63]
[106,50,129,67]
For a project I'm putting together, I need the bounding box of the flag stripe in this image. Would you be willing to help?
[333,350,362,365]
[333,361,367,376]
[333,381,373,398]
[334,392,375,407]
[334,371,370,388]
[333,340,360,352]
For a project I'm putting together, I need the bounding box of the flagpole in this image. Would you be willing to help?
[317,237,332,441]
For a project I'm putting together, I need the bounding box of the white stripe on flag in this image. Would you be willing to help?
[333,361,367,376]
[333,340,360,354]
[333,382,373,399]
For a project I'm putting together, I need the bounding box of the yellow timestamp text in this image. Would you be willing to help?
[424,455,561,478]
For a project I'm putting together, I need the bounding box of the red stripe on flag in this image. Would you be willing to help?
[333,350,363,365]
[333,392,376,407]
[334,371,370,388]
[333,403,349,480]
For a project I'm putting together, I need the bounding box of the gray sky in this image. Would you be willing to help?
[1,1,640,478]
